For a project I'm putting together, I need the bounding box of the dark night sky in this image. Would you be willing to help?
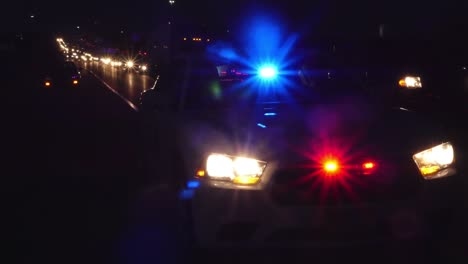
[2,0,467,40]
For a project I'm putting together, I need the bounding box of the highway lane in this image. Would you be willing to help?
[80,60,156,109]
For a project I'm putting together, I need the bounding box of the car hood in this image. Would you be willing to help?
[179,98,447,165]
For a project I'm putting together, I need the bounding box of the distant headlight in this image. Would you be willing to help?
[205,154,267,185]
[141,65,147,71]
[111,61,122,66]
[413,142,455,179]
[399,76,422,88]
[126,61,134,68]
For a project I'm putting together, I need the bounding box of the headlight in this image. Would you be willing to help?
[141,65,147,71]
[126,61,134,68]
[399,76,422,88]
[205,154,267,185]
[413,142,455,179]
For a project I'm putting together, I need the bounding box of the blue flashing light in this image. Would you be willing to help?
[264,112,277,116]
[187,180,200,189]
[179,189,195,200]
[257,123,267,128]
[258,66,277,79]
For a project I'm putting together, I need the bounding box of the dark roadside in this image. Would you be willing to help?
[4,38,144,264]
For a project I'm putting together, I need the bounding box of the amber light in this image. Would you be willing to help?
[196,170,205,177]
[232,176,260,185]
[73,80,79,85]
[45,81,51,87]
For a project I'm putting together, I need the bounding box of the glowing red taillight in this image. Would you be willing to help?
[362,161,377,174]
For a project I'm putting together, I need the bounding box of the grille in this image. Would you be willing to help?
[270,159,420,206]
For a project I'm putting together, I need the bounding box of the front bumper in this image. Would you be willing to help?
[190,174,461,248]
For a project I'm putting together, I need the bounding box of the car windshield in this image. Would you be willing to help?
[181,64,310,109]
[182,32,465,109]
[182,43,402,109]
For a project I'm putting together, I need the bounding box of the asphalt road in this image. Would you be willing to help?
[80,60,156,109]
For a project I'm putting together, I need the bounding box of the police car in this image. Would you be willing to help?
[139,43,463,255]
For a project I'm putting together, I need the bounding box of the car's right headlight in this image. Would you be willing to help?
[399,75,422,88]
[204,154,267,185]
[413,142,455,180]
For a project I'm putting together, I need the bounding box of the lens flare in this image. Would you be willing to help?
[259,66,277,79]
[323,160,339,173]
[288,134,373,205]
[206,14,299,102]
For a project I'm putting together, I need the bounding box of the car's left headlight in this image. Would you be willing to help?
[205,154,267,185]
[413,142,455,180]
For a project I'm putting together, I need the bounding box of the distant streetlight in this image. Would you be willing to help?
[30,15,35,19]
[169,0,175,5]
[76,26,80,29]
[120,30,124,34]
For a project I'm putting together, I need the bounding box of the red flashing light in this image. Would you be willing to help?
[323,160,339,174]
[362,161,377,175]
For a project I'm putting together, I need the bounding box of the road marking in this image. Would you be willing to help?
[88,70,139,112]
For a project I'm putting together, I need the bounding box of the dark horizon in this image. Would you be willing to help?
[4,0,467,37]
